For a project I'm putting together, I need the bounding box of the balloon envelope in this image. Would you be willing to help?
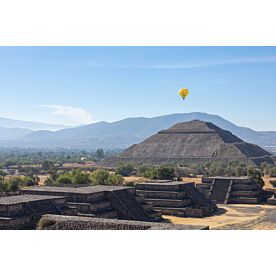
[179,88,189,100]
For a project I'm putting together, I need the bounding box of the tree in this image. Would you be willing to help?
[116,163,134,177]
[0,169,8,180]
[71,170,91,184]
[91,170,110,185]
[247,167,264,187]
[42,160,54,171]
[269,167,276,177]
[155,165,175,180]
[22,175,40,187]
[95,149,105,160]
[56,175,73,185]
[107,174,124,186]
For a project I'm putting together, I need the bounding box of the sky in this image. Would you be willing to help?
[0,46,276,130]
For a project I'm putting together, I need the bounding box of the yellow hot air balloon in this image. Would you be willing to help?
[179,88,189,100]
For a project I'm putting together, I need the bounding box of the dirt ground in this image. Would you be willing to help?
[165,204,276,230]
[263,175,276,189]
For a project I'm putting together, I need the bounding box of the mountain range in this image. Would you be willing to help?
[0,117,67,131]
[0,113,275,151]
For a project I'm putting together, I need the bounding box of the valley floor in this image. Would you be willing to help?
[165,204,276,230]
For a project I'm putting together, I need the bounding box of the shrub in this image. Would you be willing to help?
[5,177,23,193]
[56,175,73,185]
[247,167,264,187]
[116,164,134,177]
[37,218,56,230]
[71,170,91,184]
[270,180,276,188]
[91,170,110,185]
[107,174,124,186]
[155,165,175,180]
[269,167,276,177]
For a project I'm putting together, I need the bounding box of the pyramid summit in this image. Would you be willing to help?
[106,120,274,166]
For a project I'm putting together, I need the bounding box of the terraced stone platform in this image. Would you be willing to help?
[197,177,264,205]
[38,214,209,230]
[135,181,215,218]
[0,195,76,230]
[21,185,161,222]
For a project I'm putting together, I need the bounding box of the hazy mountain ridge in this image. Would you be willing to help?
[0,117,68,131]
[0,113,276,150]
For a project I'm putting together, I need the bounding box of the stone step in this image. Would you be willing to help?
[155,207,188,217]
[0,216,12,221]
[135,196,146,204]
[267,197,276,205]
[147,198,192,208]
[68,201,111,214]
[67,202,91,213]
[98,210,118,219]
[89,201,111,213]
[231,191,260,197]
[135,183,182,192]
[136,190,186,200]
[229,197,260,204]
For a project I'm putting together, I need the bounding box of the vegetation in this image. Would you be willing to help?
[0,148,121,167]
[0,175,39,195]
[116,163,134,177]
[137,165,175,180]
[45,169,124,186]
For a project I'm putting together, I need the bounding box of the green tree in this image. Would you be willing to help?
[91,170,110,185]
[116,163,134,177]
[0,169,8,180]
[269,167,276,177]
[41,160,54,171]
[107,174,124,186]
[71,170,91,184]
[247,167,264,187]
[95,149,105,160]
[56,175,73,185]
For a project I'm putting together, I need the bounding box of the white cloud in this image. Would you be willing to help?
[40,105,93,125]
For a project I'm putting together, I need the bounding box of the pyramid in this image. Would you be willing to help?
[107,120,274,166]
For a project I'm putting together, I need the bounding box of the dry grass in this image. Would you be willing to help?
[165,204,276,230]
[263,175,276,189]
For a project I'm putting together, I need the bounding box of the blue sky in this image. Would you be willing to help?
[0,47,276,130]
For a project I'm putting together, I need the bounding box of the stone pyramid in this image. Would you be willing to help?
[107,120,274,165]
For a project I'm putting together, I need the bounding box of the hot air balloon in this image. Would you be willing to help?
[179,88,189,100]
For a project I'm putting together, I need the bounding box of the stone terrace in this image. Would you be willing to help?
[197,177,265,205]
[135,181,216,218]
[21,185,162,222]
[0,195,76,230]
[39,214,209,230]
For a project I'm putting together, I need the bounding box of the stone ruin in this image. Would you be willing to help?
[38,214,209,230]
[105,120,274,166]
[21,185,162,223]
[0,195,76,230]
[196,177,266,205]
[135,181,216,217]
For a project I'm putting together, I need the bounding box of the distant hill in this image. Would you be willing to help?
[0,117,67,131]
[0,127,33,140]
[0,112,276,150]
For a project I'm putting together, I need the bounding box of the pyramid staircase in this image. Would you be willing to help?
[198,177,264,205]
[21,186,161,222]
[135,181,215,218]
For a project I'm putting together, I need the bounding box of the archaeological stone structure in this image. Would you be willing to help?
[0,195,76,230]
[105,120,274,166]
[38,214,209,230]
[21,185,162,222]
[196,177,265,205]
[135,181,216,217]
